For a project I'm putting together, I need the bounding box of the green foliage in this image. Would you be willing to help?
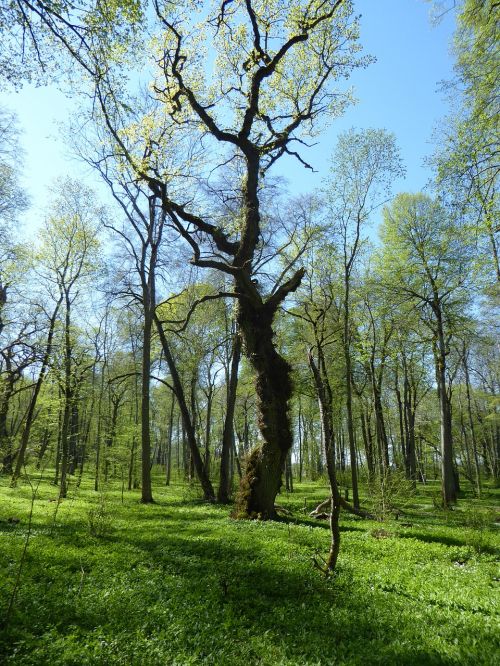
[368,471,416,521]
[0,108,29,227]
[377,192,475,325]
[459,502,497,553]
[0,0,145,88]
[0,474,498,665]
[453,0,497,127]
[431,0,499,287]
[86,494,113,539]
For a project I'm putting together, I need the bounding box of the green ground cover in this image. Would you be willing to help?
[0,473,498,665]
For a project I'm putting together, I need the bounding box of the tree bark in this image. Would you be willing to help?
[59,293,72,499]
[155,314,215,501]
[36,426,52,468]
[360,407,375,481]
[165,392,174,486]
[298,400,303,483]
[68,398,79,476]
[434,308,457,506]
[204,384,213,477]
[218,332,241,503]
[12,298,62,484]
[308,349,341,572]
[140,295,154,502]
[402,357,417,486]
[0,374,16,474]
[343,280,360,509]
[234,296,297,519]
[463,346,482,496]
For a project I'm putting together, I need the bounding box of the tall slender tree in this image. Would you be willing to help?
[379,193,475,506]
[324,128,404,507]
[35,180,101,498]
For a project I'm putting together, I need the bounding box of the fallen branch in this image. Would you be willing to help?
[274,504,293,517]
[309,496,375,520]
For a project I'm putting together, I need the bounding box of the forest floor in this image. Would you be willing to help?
[0,472,498,665]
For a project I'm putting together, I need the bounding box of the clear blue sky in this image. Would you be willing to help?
[3,0,456,238]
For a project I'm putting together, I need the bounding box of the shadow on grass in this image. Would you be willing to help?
[397,530,499,556]
[2,526,476,665]
[1,491,497,666]
[279,515,368,534]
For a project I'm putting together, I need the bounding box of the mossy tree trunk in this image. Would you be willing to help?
[227,147,305,519]
[234,300,296,518]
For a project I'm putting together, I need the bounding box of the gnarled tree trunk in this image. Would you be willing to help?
[234,300,294,519]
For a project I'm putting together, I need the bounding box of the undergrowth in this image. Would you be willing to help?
[0,471,498,665]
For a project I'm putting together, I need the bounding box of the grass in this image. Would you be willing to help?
[0,471,499,665]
